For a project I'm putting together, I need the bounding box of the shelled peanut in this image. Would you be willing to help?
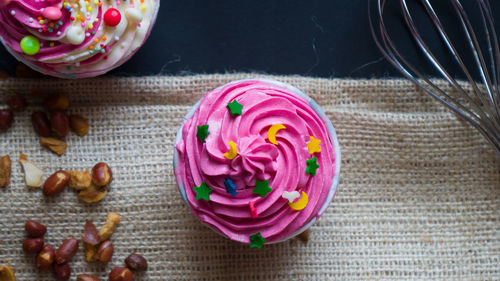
[0,265,16,281]
[0,155,11,187]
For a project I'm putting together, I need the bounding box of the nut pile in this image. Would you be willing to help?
[19,214,147,281]
[18,157,112,203]
[32,93,89,156]
[0,92,89,156]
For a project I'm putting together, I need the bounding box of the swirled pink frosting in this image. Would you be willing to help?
[0,0,159,78]
[175,80,337,244]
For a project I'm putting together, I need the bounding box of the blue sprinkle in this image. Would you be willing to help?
[224,178,238,196]
[100,49,106,53]
[58,21,63,25]
[89,50,94,55]
[47,27,53,32]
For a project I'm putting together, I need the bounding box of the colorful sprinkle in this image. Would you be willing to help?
[307,136,321,154]
[250,233,266,249]
[253,180,272,198]
[196,124,210,143]
[224,178,238,196]
[226,100,243,116]
[20,36,40,55]
[288,191,309,211]
[281,190,300,203]
[42,6,62,21]
[267,124,286,145]
[193,182,212,202]
[249,200,258,218]
[306,156,319,176]
[103,8,121,26]
[223,141,238,160]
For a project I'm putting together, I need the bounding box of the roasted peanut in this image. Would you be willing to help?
[25,220,46,237]
[31,111,51,137]
[91,162,112,187]
[0,109,13,130]
[19,156,43,188]
[36,245,55,271]
[0,155,11,187]
[84,242,96,262]
[7,93,26,111]
[94,240,114,265]
[77,274,102,281]
[125,253,148,271]
[50,110,70,137]
[53,263,71,281]
[55,238,79,264]
[297,229,309,243]
[82,221,100,246]
[0,265,16,281]
[22,238,44,254]
[43,170,70,197]
[69,115,89,137]
[78,184,107,203]
[69,170,91,190]
[40,137,67,156]
[44,94,69,111]
[109,267,134,281]
[98,213,120,242]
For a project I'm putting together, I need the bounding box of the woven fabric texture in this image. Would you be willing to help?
[0,74,498,281]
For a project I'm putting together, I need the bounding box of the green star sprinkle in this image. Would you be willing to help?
[250,232,266,249]
[193,182,212,201]
[253,180,272,198]
[306,156,320,176]
[196,124,210,143]
[226,100,243,116]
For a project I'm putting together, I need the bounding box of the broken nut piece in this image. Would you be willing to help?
[69,170,91,190]
[78,184,107,203]
[40,137,68,156]
[19,155,43,188]
[98,213,120,242]
[0,265,16,281]
[69,115,89,137]
[0,155,11,187]
[84,243,96,262]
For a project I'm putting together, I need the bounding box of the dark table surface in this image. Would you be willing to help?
[1,0,499,79]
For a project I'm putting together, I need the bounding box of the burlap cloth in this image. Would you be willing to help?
[0,74,498,281]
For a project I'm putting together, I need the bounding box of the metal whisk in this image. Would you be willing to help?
[369,0,500,155]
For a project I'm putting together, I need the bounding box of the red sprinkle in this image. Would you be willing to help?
[103,8,121,27]
[249,201,258,218]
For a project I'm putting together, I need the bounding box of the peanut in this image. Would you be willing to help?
[69,170,91,190]
[22,238,44,254]
[82,221,100,246]
[40,137,67,156]
[19,156,43,188]
[42,170,70,197]
[31,111,51,137]
[0,265,16,281]
[0,155,11,187]
[36,245,55,271]
[98,213,120,242]
[55,238,79,264]
[108,267,134,281]
[44,94,69,111]
[69,115,89,137]
[84,243,97,262]
[77,274,102,281]
[7,93,26,111]
[50,110,69,137]
[125,253,148,271]
[91,162,112,187]
[0,109,13,130]
[25,220,47,237]
[94,240,114,265]
[53,263,71,281]
[78,184,107,203]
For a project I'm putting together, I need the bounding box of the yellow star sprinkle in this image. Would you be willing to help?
[307,136,321,155]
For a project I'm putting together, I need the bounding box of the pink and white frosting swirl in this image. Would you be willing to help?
[0,0,159,78]
[175,79,340,244]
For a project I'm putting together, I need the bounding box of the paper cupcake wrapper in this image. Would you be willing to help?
[174,78,341,243]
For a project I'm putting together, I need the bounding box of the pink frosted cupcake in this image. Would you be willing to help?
[174,79,341,248]
[0,0,159,78]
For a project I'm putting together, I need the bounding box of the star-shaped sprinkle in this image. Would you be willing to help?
[226,100,243,116]
[224,178,238,196]
[193,182,212,201]
[306,156,320,176]
[307,136,322,155]
[250,232,266,249]
[196,124,210,143]
[253,180,272,198]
